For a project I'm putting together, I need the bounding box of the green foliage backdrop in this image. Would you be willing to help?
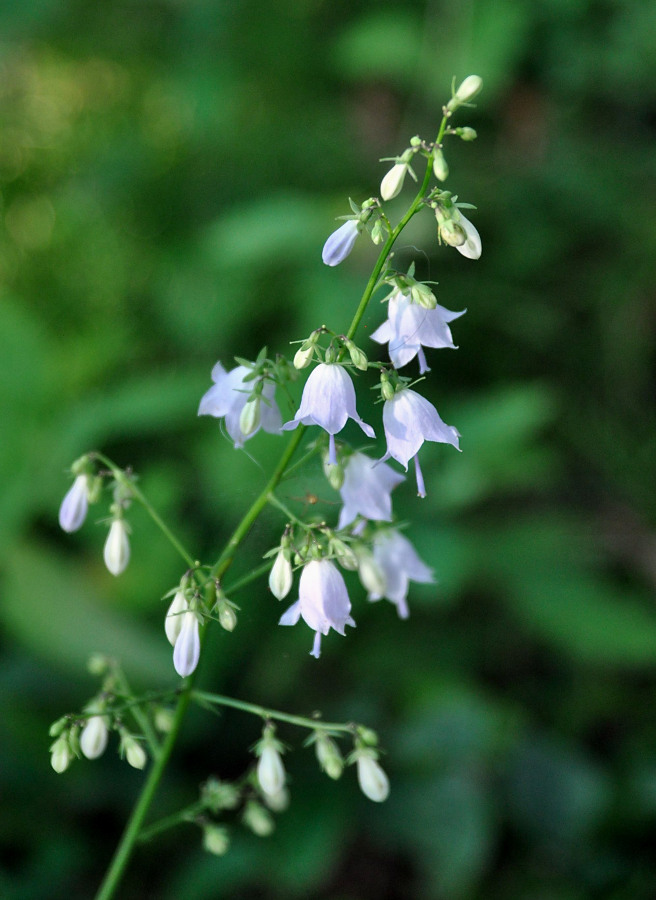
[2,0,656,897]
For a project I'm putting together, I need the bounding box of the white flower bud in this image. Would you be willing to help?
[269,549,293,600]
[239,397,261,437]
[103,518,130,576]
[121,733,147,769]
[165,591,188,646]
[203,825,230,856]
[356,753,390,802]
[242,801,274,837]
[59,474,90,533]
[173,610,200,677]
[447,75,483,111]
[315,733,344,780]
[380,163,408,201]
[218,600,238,632]
[80,715,109,760]
[263,786,290,812]
[293,344,314,369]
[454,211,482,259]
[432,148,449,182]
[346,341,368,372]
[257,744,286,797]
[50,735,73,773]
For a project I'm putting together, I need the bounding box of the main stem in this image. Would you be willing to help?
[93,127,444,899]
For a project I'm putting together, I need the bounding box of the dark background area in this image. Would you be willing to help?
[2,0,656,897]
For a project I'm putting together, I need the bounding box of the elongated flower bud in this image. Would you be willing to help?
[315,732,344,780]
[239,396,261,437]
[269,549,293,600]
[322,219,359,267]
[357,552,387,596]
[447,75,483,111]
[59,474,90,533]
[173,610,200,677]
[380,163,408,201]
[356,753,390,802]
[165,590,188,646]
[120,731,147,769]
[432,149,448,182]
[80,715,109,760]
[50,735,73,773]
[103,518,130,576]
[242,800,274,837]
[203,825,230,856]
[257,744,286,797]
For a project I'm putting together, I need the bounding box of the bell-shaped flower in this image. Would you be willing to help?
[382,387,460,497]
[198,362,282,449]
[338,452,404,530]
[173,609,201,677]
[368,529,434,619]
[103,518,130,576]
[371,291,465,374]
[322,219,360,267]
[283,363,374,465]
[279,558,355,658]
[59,474,90,533]
[80,714,109,760]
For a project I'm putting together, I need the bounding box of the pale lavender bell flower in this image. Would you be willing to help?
[322,219,360,267]
[279,558,355,658]
[198,362,281,448]
[337,451,405,530]
[371,291,465,374]
[368,529,434,619]
[382,387,460,497]
[283,363,374,465]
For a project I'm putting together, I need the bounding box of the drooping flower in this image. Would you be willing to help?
[173,610,201,677]
[337,452,404,530]
[80,715,109,760]
[279,558,355,658]
[282,363,374,465]
[59,474,90,533]
[103,518,130,576]
[371,290,465,374]
[198,362,281,448]
[322,219,360,267]
[382,387,460,497]
[368,529,434,619]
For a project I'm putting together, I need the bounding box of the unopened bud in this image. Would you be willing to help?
[242,800,274,837]
[165,590,189,646]
[103,518,130,576]
[457,126,477,141]
[447,75,483,111]
[370,219,385,245]
[203,825,230,856]
[323,453,345,491]
[239,396,261,437]
[346,340,368,372]
[218,600,238,632]
[120,731,147,770]
[269,549,293,600]
[50,735,73,774]
[315,732,344,780]
[432,149,449,182]
[357,552,387,596]
[380,375,395,403]
[331,538,358,571]
[380,163,408,201]
[438,219,466,247]
[257,743,286,797]
[80,714,109,760]
[410,282,437,309]
[293,344,314,369]
[356,753,390,802]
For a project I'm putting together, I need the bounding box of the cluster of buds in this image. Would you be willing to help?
[58,455,134,577]
[49,656,149,773]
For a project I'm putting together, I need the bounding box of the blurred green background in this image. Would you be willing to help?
[2,0,656,897]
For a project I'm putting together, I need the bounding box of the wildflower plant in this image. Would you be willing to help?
[53,76,484,898]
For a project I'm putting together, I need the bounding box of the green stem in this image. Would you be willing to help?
[137,802,205,844]
[193,690,358,733]
[92,452,197,569]
[93,116,449,898]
